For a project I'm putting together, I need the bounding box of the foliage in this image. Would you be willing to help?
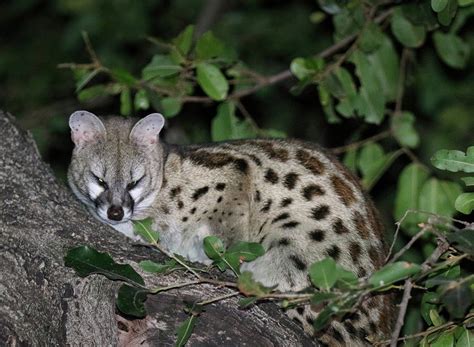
[4,0,472,344]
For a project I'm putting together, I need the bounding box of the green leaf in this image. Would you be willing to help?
[456,328,474,347]
[431,147,474,173]
[369,262,421,287]
[238,297,258,308]
[173,25,194,56]
[116,284,148,318]
[120,87,132,116]
[334,265,358,289]
[343,148,358,174]
[290,57,325,80]
[441,279,473,318]
[455,193,474,214]
[461,177,474,186]
[359,23,384,53]
[429,309,445,326]
[237,272,274,297]
[195,31,236,62]
[226,241,265,262]
[310,292,337,305]
[142,55,182,80]
[134,89,150,110]
[133,218,159,243]
[458,0,474,5]
[203,236,225,260]
[419,178,462,218]
[447,229,474,255]
[392,112,420,148]
[175,315,197,347]
[309,257,337,291]
[421,291,439,325]
[196,63,229,101]
[78,85,107,102]
[358,143,398,189]
[426,265,460,288]
[391,8,426,48]
[64,246,145,286]
[437,0,458,25]
[394,164,429,234]
[75,68,101,92]
[211,102,257,141]
[161,97,182,118]
[432,331,454,347]
[433,32,470,69]
[313,304,339,331]
[139,259,178,274]
[432,0,449,12]
[111,68,137,86]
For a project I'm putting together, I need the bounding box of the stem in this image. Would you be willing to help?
[331,130,391,154]
[198,292,240,306]
[390,279,413,347]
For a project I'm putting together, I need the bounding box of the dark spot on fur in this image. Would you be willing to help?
[258,221,267,234]
[343,321,357,335]
[170,186,181,199]
[255,190,261,202]
[264,168,279,184]
[331,327,344,343]
[278,238,291,246]
[349,242,362,262]
[296,306,305,314]
[368,246,382,268]
[261,199,272,213]
[259,235,267,244]
[357,328,368,340]
[302,184,325,201]
[280,198,293,207]
[255,142,289,162]
[248,154,262,166]
[272,213,290,224]
[333,218,350,234]
[182,217,188,222]
[281,221,300,229]
[217,196,223,203]
[177,201,184,209]
[306,316,314,325]
[311,205,330,220]
[192,186,209,201]
[208,216,213,220]
[289,255,307,271]
[354,211,370,239]
[326,245,340,260]
[213,209,218,213]
[283,172,299,190]
[358,267,367,277]
[215,183,226,191]
[309,229,325,242]
[296,149,325,175]
[161,205,170,214]
[190,207,196,214]
[188,151,248,174]
[234,158,249,174]
[331,175,356,206]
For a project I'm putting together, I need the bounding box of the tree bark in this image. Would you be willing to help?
[0,111,316,346]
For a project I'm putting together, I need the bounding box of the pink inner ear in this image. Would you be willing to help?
[71,128,97,145]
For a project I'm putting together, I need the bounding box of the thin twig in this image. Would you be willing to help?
[331,130,391,154]
[394,48,410,116]
[388,226,430,264]
[390,279,413,347]
[198,292,239,306]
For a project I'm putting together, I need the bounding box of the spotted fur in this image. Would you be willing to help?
[68,112,393,346]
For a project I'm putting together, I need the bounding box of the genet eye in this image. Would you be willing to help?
[127,176,144,190]
[91,172,108,189]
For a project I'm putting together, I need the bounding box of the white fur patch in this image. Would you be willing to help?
[87,182,104,200]
[112,221,141,241]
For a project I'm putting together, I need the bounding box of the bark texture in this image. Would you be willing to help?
[0,111,316,346]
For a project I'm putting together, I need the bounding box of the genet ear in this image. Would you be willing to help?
[69,110,106,148]
[129,113,165,147]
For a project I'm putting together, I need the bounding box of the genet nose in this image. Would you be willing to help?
[107,205,124,221]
